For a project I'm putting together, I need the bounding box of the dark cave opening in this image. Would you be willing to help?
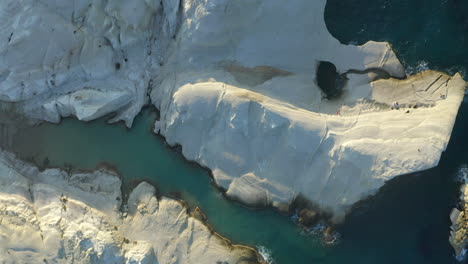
[316,61,345,99]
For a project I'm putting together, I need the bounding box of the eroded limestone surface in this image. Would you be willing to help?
[151,1,466,221]
[450,175,468,260]
[0,0,177,126]
[0,151,261,264]
[0,0,466,223]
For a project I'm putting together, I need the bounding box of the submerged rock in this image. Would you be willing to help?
[0,151,262,264]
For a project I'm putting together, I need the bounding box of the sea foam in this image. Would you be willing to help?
[405,60,429,75]
[456,165,468,183]
[257,245,275,264]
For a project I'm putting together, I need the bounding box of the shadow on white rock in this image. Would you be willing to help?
[0,0,181,127]
[0,151,262,264]
[0,0,466,225]
[151,0,466,222]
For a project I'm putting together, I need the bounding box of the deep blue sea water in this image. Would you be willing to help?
[7,1,468,263]
[324,1,468,263]
[325,0,468,76]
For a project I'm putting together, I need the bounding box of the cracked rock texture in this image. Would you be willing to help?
[450,174,468,259]
[0,0,175,127]
[0,0,466,223]
[151,0,466,221]
[0,151,260,264]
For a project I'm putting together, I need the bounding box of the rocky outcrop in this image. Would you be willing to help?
[0,0,178,127]
[450,180,468,260]
[0,151,261,263]
[151,0,466,221]
[0,0,466,223]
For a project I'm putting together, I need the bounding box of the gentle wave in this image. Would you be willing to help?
[404,60,467,84]
[456,248,467,262]
[456,165,468,183]
[298,222,341,246]
[257,245,275,264]
[405,60,429,75]
[291,208,341,246]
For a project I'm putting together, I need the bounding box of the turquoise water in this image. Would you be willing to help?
[10,105,468,264]
[10,110,329,263]
[7,1,468,263]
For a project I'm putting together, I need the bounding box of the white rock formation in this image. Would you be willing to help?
[150,1,466,221]
[0,0,177,127]
[0,0,465,222]
[0,151,260,263]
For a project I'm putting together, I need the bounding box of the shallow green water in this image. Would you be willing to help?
[11,110,329,263]
[7,0,468,263]
[10,104,468,264]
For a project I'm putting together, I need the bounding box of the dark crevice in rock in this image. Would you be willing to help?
[174,0,184,39]
[7,32,13,43]
[316,61,347,100]
[316,61,407,100]
[343,67,407,80]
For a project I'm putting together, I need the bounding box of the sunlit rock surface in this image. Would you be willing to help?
[0,0,465,222]
[450,171,468,260]
[151,0,466,221]
[0,0,173,127]
[0,151,260,264]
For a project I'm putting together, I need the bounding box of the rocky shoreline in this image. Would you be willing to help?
[160,138,342,244]
[450,180,468,260]
[151,0,466,223]
[1,0,465,225]
[1,0,467,262]
[0,151,263,263]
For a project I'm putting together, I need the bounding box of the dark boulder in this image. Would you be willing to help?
[298,208,318,226]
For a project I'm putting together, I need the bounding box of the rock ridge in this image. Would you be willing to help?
[0,151,262,264]
[0,0,466,223]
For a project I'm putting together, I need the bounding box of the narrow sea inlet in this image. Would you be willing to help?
[9,102,468,263]
[5,0,468,262]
